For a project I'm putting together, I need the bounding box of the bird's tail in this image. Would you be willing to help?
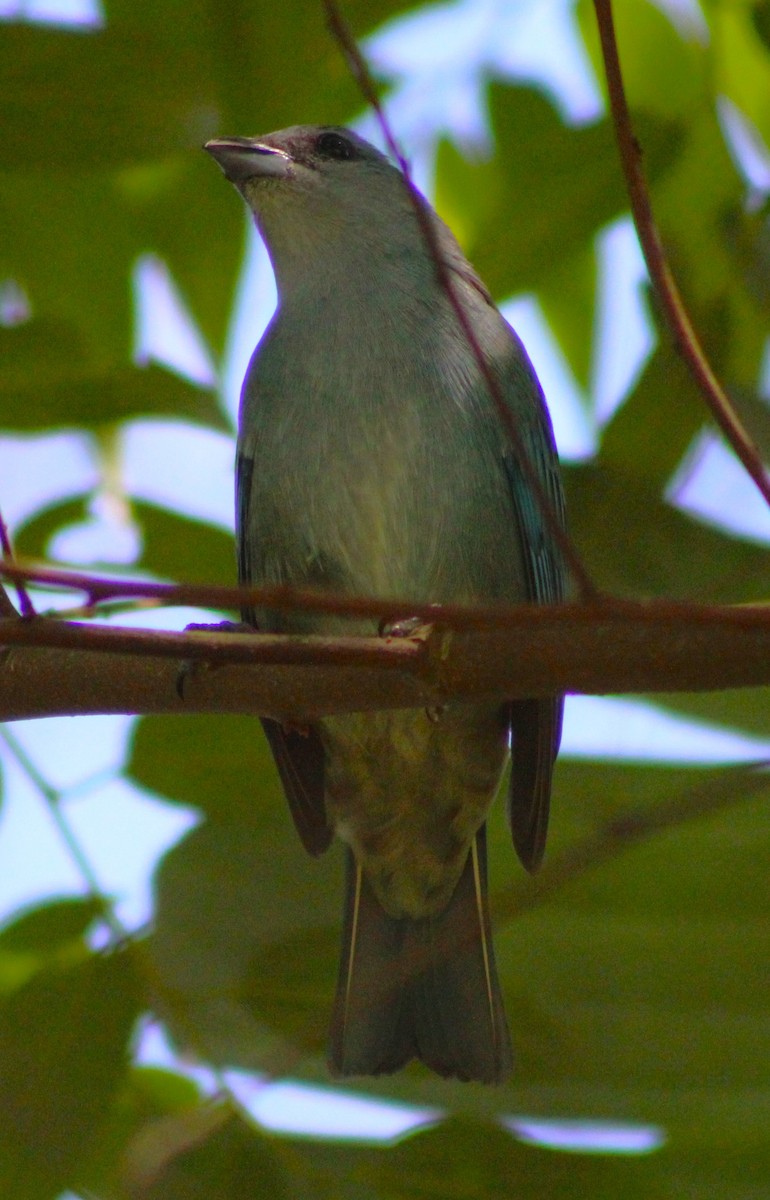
[328,825,512,1083]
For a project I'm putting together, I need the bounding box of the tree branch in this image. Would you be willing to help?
[3,599,770,722]
[593,0,770,509]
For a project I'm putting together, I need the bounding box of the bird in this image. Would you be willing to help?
[204,125,566,1083]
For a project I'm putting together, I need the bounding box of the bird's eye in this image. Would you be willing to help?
[316,131,356,161]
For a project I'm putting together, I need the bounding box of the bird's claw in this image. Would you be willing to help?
[176,619,254,699]
[378,615,434,641]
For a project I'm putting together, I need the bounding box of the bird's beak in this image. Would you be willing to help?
[204,138,292,184]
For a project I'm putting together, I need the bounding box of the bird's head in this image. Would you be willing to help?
[204,125,430,298]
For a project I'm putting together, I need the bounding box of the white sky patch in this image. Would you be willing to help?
[221,223,276,426]
[668,429,770,545]
[0,0,101,24]
[0,720,197,929]
[61,776,198,928]
[369,0,602,131]
[507,1116,666,1155]
[49,498,140,565]
[502,295,596,460]
[121,420,234,530]
[134,1026,669,1155]
[0,751,86,910]
[0,432,98,531]
[562,695,770,763]
[486,0,602,123]
[134,255,217,389]
[718,97,770,196]
[7,714,129,791]
[593,217,655,425]
[135,1018,220,1095]
[225,1073,441,1143]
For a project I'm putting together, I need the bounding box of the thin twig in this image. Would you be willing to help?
[0,557,572,627]
[0,729,281,1105]
[3,558,770,635]
[593,0,770,510]
[323,0,598,601]
[0,509,34,617]
[0,726,124,940]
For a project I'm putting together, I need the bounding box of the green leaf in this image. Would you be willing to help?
[537,241,598,394]
[74,1065,206,1197]
[14,495,91,561]
[751,0,770,52]
[148,816,340,1068]
[371,1116,660,1199]
[563,460,770,601]
[131,713,341,1063]
[485,761,770,1149]
[436,84,681,302]
[0,22,219,171]
[598,342,705,491]
[578,0,707,119]
[711,2,770,155]
[0,171,136,367]
[0,896,104,954]
[128,714,277,820]
[0,945,142,1199]
[651,106,744,312]
[128,1109,290,1200]
[658,1144,770,1199]
[0,317,93,392]
[14,496,234,586]
[0,362,228,433]
[131,1064,204,1113]
[133,501,235,586]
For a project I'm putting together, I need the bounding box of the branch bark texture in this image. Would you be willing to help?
[3,600,770,723]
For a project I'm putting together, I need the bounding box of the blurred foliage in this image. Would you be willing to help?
[1,0,770,1197]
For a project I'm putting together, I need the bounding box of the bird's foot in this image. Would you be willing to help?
[378,617,446,721]
[176,619,254,699]
[378,615,433,640]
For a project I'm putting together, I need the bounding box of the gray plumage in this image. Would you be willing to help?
[205,125,566,1082]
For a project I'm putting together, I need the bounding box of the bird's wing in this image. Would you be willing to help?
[236,450,332,857]
[502,382,566,873]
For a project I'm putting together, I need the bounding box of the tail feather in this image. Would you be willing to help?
[328,826,512,1083]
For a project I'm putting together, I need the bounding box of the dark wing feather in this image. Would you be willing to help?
[236,450,331,857]
[260,719,331,856]
[503,409,566,873]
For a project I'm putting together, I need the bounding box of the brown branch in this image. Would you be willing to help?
[594,0,770,509]
[323,0,597,601]
[3,599,770,723]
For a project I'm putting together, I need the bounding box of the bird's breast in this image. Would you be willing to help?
[239,339,525,624]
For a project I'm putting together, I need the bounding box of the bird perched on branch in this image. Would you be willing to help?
[205,125,566,1082]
